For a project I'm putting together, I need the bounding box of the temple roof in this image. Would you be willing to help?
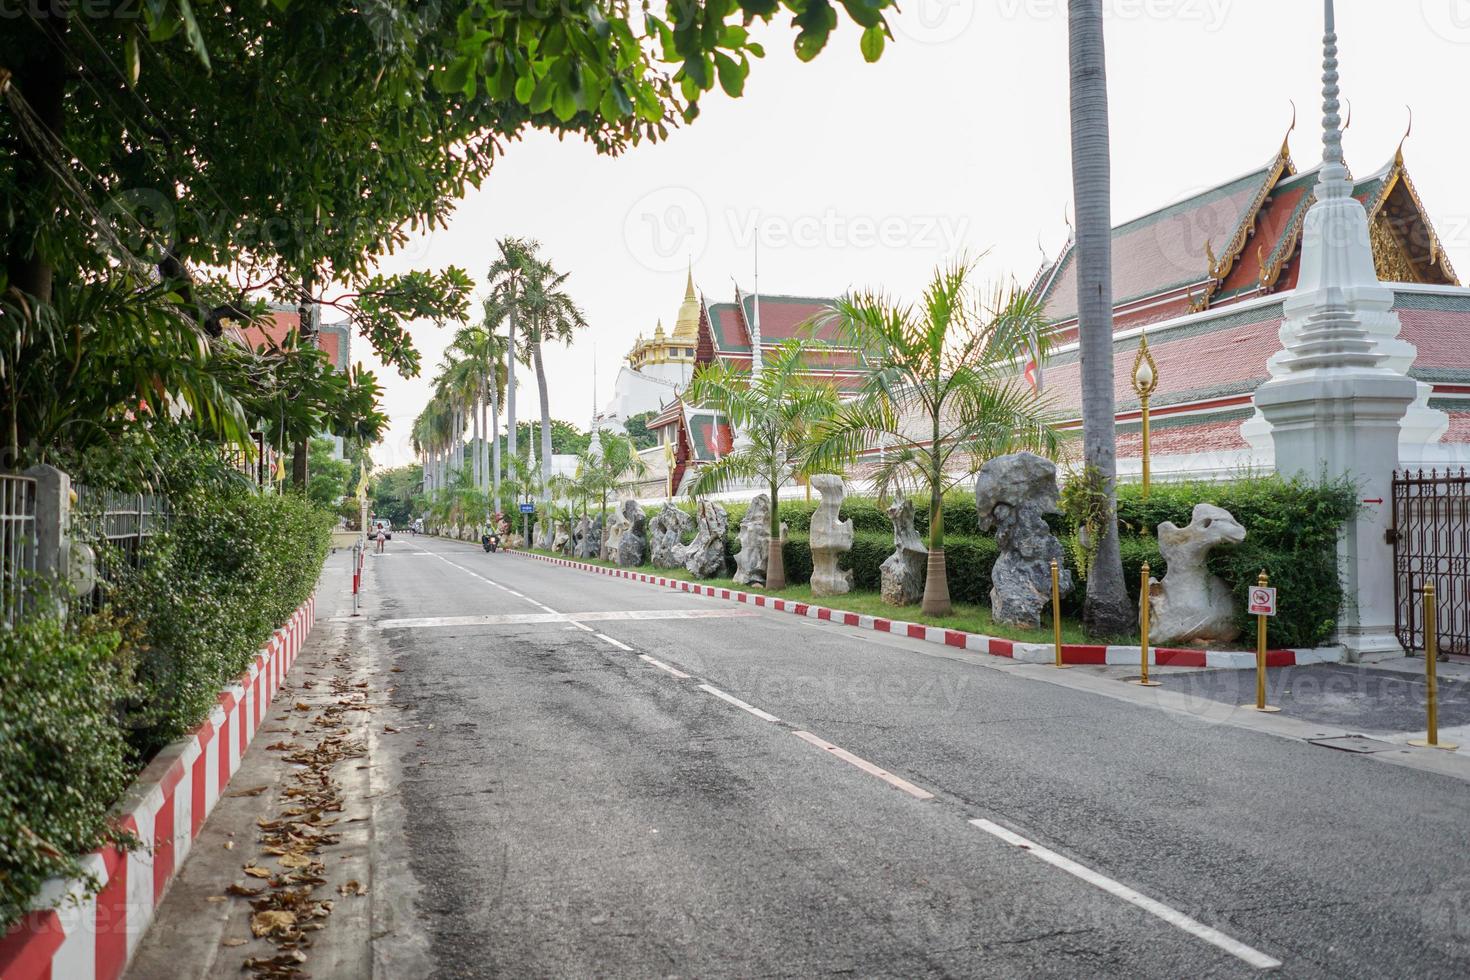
[1036,137,1458,328]
[672,267,701,342]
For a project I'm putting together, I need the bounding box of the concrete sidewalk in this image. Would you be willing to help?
[125,548,395,980]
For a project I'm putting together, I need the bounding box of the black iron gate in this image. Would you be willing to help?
[1392,468,1470,655]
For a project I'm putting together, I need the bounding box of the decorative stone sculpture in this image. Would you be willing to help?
[880,499,927,605]
[573,515,602,560]
[648,503,693,569]
[683,501,729,578]
[975,452,1072,628]
[734,494,772,586]
[808,475,854,597]
[603,502,631,560]
[612,499,647,567]
[1149,504,1246,645]
[551,521,571,555]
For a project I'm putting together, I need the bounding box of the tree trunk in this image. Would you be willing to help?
[490,374,502,511]
[1069,0,1133,635]
[506,299,518,465]
[291,272,315,491]
[532,334,553,502]
[766,478,786,590]
[6,17,67,306]
[471,392,482,489]
[921,483,951,616]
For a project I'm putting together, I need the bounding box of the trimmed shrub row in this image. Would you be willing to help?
[2,435,333,930]
[633,474,1354,648]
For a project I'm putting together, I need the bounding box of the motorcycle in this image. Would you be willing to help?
[482,533,500,554]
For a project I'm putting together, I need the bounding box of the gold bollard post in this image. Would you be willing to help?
[1409,582,1458,751]
[1138,561,1160,687]
[1243,570,1280,713]
[1051,559,1069,669]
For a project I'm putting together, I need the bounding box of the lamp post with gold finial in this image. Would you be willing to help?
[1130,329,1160,499]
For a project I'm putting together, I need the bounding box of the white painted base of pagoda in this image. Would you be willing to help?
[1255,369,1417,661]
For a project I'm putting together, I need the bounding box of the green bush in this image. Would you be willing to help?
[0,609,132,930]
[112,487,332,755]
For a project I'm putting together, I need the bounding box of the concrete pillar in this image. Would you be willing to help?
[24,463,70,584]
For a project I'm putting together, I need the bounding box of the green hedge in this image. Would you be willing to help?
[4,434,333,931]
[0,609,133,929]
[647,474,1352,647]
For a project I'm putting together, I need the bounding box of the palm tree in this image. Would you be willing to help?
[449,319,509,509]
[485,238,541,475]
[685,340,842,590]
[1069,0,1132,634]
[519,259,589,501]
[812,262,1064,616]
[579,429,650,557]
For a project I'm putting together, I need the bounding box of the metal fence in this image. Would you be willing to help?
[1392,468,1470,656]
[71,483,170,618]
[0,472,38,625]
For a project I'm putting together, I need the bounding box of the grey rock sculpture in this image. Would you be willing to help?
[603,502,631,559]
[551,521,571,555]
[612,499,648,567]
[808,475,854,597]
[880,499,928,605]
[684,501,729,578]
[733,494,772,587]
[975,452,1072,628]
[573,515,602,561]
[1149,503,1246,645]
[648,503,693,569]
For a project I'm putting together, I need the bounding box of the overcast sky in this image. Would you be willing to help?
[362,0,1470,470]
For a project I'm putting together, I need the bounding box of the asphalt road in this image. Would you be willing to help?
[363,535,1470,979]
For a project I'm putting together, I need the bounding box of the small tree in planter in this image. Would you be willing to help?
[811,261,1063,615]
[685,341,842,590]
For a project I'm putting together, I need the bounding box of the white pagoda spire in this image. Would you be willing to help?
[1250,0,1421,659]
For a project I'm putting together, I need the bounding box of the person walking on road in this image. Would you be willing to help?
[375,526,387,554]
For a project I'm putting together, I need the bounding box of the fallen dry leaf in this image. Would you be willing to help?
[242,865,273,879]
[206,895,228,904]
[277,853,312,869]
[337,879,368,897]
[382,725,399,734]
[226,883,265,897]
[224,841,235,850]
[222,937,247,947]
[265,741,297,751]
[229,786,270,798]
[250,909,297,937]
[294,702,311,711]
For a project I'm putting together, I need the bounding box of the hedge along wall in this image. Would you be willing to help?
[640,474,1355,648]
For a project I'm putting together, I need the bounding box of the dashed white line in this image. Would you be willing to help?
[594,633,634,652]
[969,818,1282,971]
[792,731,935,800]
[639,654,691,679]
[698,684,780,723]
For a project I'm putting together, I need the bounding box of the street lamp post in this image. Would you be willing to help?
[1130,330,1160,499]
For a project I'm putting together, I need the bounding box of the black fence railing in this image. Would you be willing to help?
[71,484,170,618]
[1392,468,1470,656]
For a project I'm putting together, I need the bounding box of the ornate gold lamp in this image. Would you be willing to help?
[1130,331,1160,499]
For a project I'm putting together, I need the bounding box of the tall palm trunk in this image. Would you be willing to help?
[1069,0,1132,635]
[921,447,951,616]
[532,331,553,503]
[489,373,502,510]
[506,300,518,466]
[767,475,786,591]
[471,391,483,489]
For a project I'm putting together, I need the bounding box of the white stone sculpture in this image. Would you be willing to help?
[808,475,853,597]
[612,499,647,567]
[734,494,772,586]
[1148,504,1246,645]
[880,499,927,606]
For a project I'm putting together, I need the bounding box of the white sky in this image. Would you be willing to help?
[363,0,1470,469]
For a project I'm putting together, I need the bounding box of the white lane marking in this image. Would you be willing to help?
[569,621,596,633]
[377,609,754,630]
[639,654,691,679]
[969,818,1282,971]
[698,684,780,723]
[792,731,935,800]
[595,633,634,652]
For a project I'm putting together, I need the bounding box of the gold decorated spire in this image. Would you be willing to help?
[672,262,700,341]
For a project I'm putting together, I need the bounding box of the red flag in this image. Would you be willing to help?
[1023,359,1038,391]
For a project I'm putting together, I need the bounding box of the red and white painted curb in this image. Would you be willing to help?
[511,551,1343,670]
[0,595,317,980]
